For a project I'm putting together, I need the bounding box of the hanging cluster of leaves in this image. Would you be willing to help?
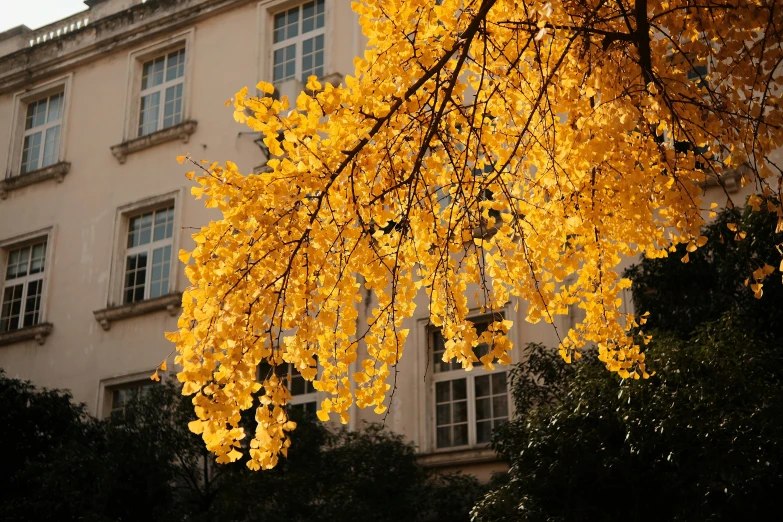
[170,0,783,468]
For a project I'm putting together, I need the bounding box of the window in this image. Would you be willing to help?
[259,361,318,415]
[108,381,155,421]
[20,92,64,174]
[431,315,510,449]
[138,48,185,136]
[1,240,47,333]
[272,0,326,83]
[123,206,174,304]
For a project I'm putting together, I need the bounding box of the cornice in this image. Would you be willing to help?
[0,0,254,95]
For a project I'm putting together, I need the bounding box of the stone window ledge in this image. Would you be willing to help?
[417,447,498,468]
[0,162,70,199]
[0,323,53,347]
[93,293,182,331]
[110,121,197,164]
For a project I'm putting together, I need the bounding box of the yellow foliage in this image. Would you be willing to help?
[168,0,783,469]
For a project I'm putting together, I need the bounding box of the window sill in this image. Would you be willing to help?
[110,121,197,164]
[93,293,182,331]
[0,162,70,200]
[0,323,53,347]
[417,447,499,468]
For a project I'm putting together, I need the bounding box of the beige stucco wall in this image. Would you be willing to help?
[0,0,365,412]
[0,0,767,481]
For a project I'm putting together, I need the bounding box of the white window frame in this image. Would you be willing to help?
[106,191,183,308]
[426,311,514,452]
[270,0,326,84]
[122,30,194,142]
[123,206,176,304]
[0,227,55,332]
[5,76,72,179]
[20,92,65,174]
[137,48,186,137]
[257,0,333,90]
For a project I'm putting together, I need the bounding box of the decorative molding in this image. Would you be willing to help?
[0,322,53,347]
[93,293,182,331]
[0,161,70,199]
[110,121,197,164]
[417,447,499,468]
[0,0,257,94]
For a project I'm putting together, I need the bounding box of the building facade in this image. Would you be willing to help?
[0,0,757,482]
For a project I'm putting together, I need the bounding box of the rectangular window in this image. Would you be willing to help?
[123,206,174,303]
[1,240,47,333]
[138,48,185,136]
[272,0,326,83]
[109,381,155,421]
[431,315,510,449]
[20,92,64,174]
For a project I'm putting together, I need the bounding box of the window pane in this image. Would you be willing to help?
[15,247,31,278]
[285,57,296,79]
[0,284,24,332]
[436,403,451,425]
[138,92,161,136]
[124,253,148,304]
[21,132,42,174]
[139,213,153,245]
[141,56,165,90]
[23,279,43,327]
[436,427,451,448]
[476,421,492,444]
[42,125,60,167]
[476,397,491,420]
[453,400,468,423]
[128,215,141,248]
[47,92,64,123]
[316,0,325,28]
[474,371,509,444]
[149,245,171,299]
[29,242,46,275]
[452,378,466,400]
[435,381,450,403]
[291,371,306,396]
[453,424,468,446]
[6,246,34,280]
[26,99,48,130]
[153,207,174,241]
[475,375,490,398]
[435,378,468,448]
[163,84,183,129]
[493,396,509,418]
[273,11,286,43]
[5,249,19,279]
[166,49,185,81]
[491,372,507,394]
[286,8,299,39]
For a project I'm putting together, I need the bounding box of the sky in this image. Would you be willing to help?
[0,0,89,34]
